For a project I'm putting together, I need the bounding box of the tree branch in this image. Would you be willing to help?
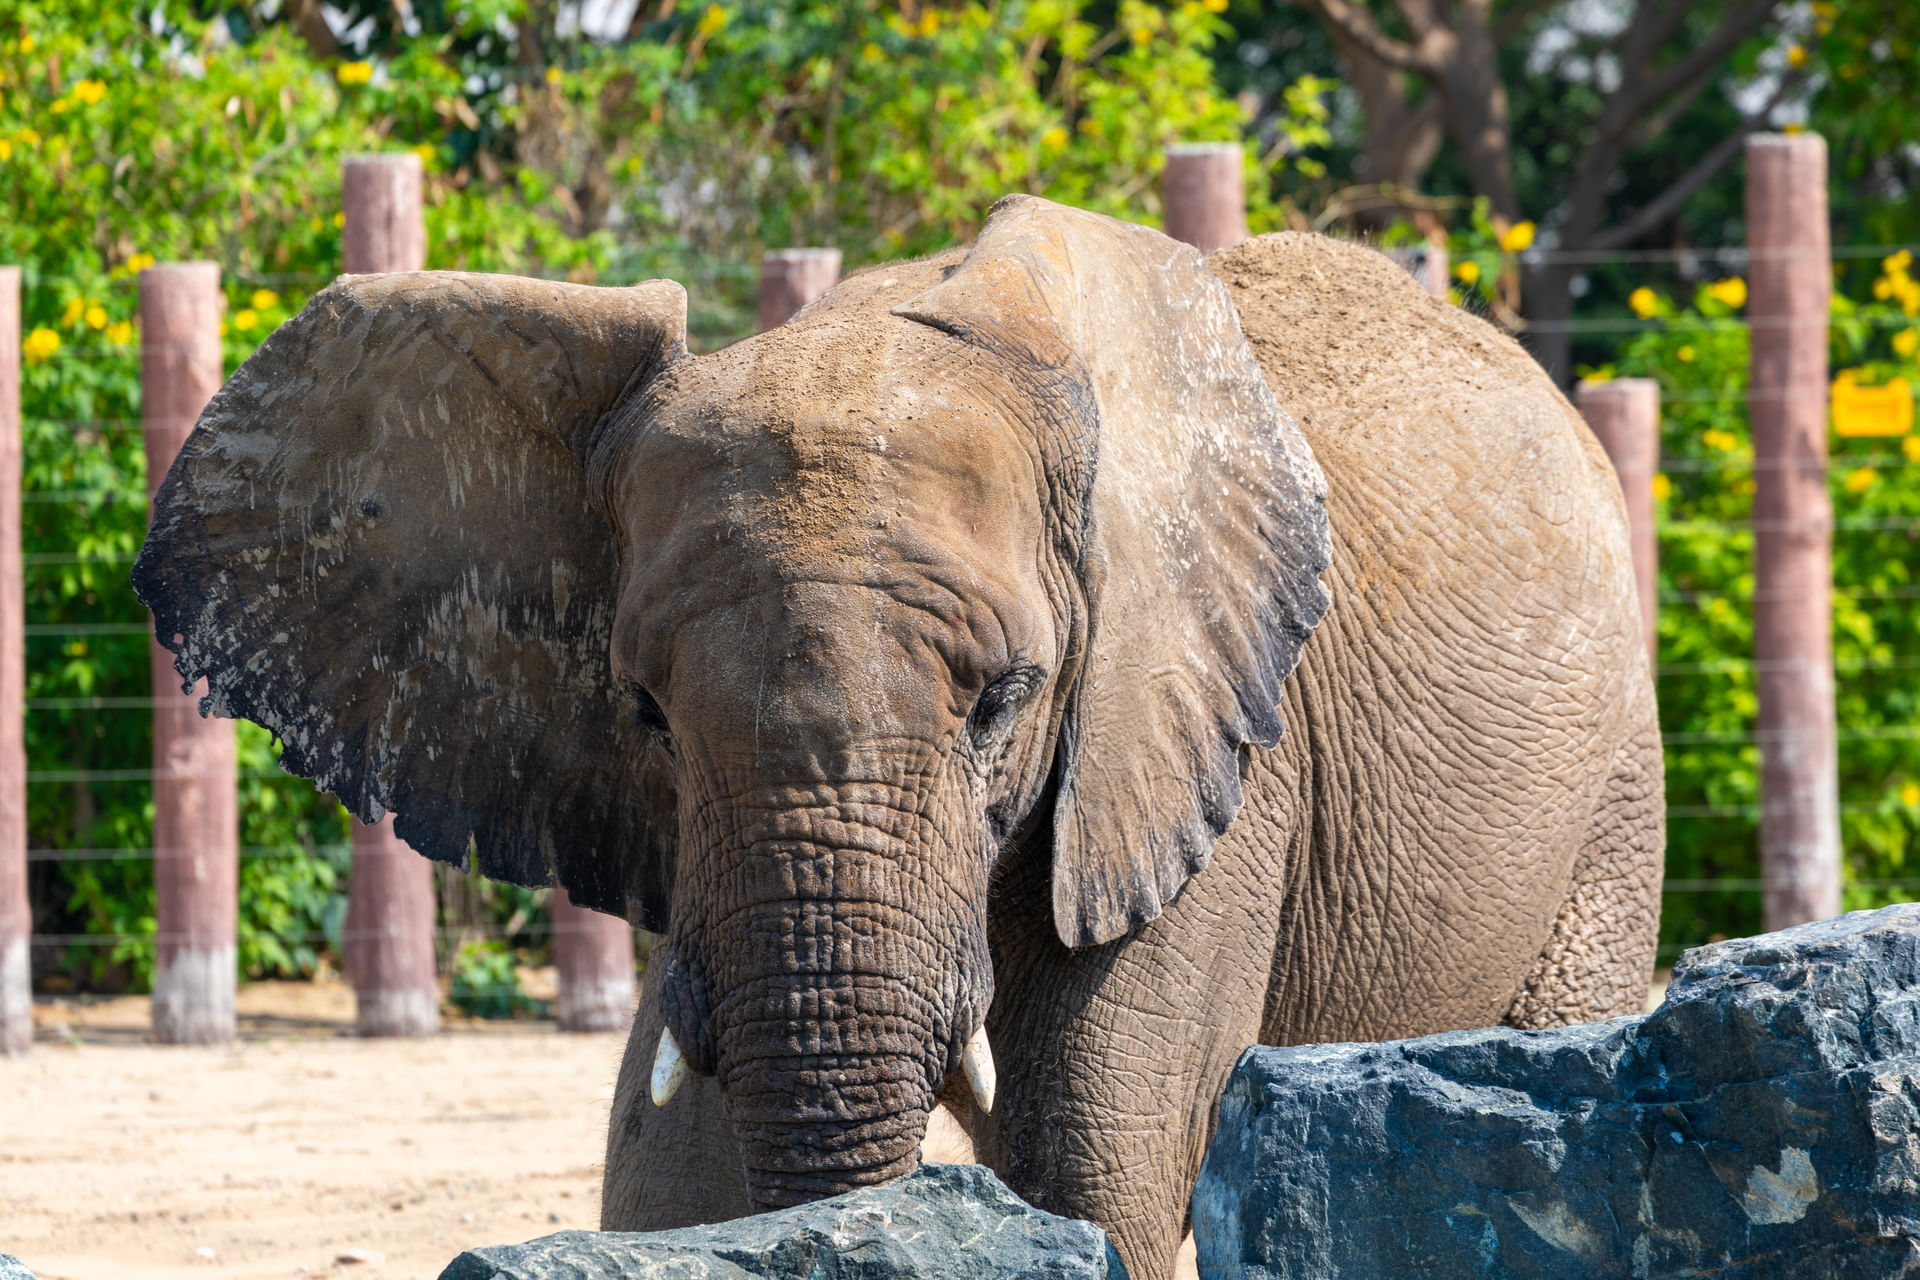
[1297,0,1434,73]
[1589,73,1800,251]
[1613,0,1782,131]
[1492,0,1563,44]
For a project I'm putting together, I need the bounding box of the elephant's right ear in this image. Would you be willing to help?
[132,272,687,930]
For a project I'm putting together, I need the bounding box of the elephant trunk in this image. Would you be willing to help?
[665,794,990,1212]
[718,964,941,1208]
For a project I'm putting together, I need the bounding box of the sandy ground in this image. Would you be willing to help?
[4,976,1664,1280]
[3,980,626,1280]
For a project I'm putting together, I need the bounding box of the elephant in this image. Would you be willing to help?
[133,195,1662,1280]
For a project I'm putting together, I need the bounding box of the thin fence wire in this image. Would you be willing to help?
[30,920,637,948]
[18,244,1920,959]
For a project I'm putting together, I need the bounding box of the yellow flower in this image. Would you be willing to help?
[1786,43,1808,69]
[0,139,10,162]
[1078,115,1102,136]
[126,252,155,273]
[1651,473,1672,502]
[696,4,727,37]
[336,61,373,86]
[22,327,60,362]
[1886,250,1913,275]
[1702,428,1740,452]
[1906,434,1920,465]
[861,42,883,62]
[914,10,940,36]
[18,35,32,53]
[1902,780,1920,806]
[1677,345,1696,363]
[1896,329,1920,359]
[14,128,38,147]
[1782,122,1804,136]
[545,66,561,85]
[1204,0,1228,10]
[1705,276,1748,309]
[84,304,106,330]
[73,78,106,105]
[1130,25,1153,46]
[1628,286,1659,318]
[60,297,84,327]
[1455,260,1481,285]
[411,143,434,168]
[233,308,259,332]
[251,289,280,311]
[1500,220,1536,252]
[106,319,133,345]
[333,210,346,228]
[1844,467,1878,494]
[1041,126,1067,150]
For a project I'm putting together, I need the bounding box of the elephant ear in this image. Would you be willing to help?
[132,272,687,930]
[895,195,1331,947]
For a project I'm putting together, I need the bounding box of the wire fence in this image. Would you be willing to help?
[15,238,1920,976]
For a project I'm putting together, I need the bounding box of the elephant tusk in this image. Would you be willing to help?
[962,1024,997,1115]
[651,1026,690,1107]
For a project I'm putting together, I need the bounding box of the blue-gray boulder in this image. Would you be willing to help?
[1194,903,1920,1280]
[440,1163,1127,1280]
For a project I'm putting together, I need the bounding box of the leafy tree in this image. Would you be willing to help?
[1588,263,1920,958]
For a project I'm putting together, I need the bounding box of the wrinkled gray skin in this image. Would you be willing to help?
[133,198,1661,1280]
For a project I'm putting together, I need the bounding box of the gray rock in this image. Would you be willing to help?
[1194,904,1920,1280]
[440,1163,1127,1280]
[0,1257,38,1280]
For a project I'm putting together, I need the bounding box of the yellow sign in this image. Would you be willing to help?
[1832,372,1914,438]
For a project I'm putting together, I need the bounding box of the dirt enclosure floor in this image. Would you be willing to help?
[3,979,628,1280]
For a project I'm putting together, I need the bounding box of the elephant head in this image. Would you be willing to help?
[133,195,1331,1208]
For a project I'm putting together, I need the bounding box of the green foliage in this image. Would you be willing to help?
[447,939,545,1020]
[1588,260,1920,956]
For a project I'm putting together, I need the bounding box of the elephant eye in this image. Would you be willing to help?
[967,664,1043,748]
[628,683,674,751]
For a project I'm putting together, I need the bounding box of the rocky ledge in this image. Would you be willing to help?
[1194,903,1920,1280]
[440,1163,1127,1280]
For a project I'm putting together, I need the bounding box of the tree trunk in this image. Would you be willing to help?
[1326,27,1443,228]
[1520,257,1577,386]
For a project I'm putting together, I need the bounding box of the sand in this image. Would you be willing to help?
[2,981,623,1280]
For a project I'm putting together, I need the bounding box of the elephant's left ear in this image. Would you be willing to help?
[896,195,1331,947]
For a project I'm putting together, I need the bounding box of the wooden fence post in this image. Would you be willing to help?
[1747,132,1839,930]
[1577,378,1661,665]
[340,153,441,1036]
[551,887,635,1033]
[0,266,26,1055]
[142,262,237,1045]
[1163,143,1248,254]
[344,816,439,1036]
[757,249,842,332]
[342,153,426,279]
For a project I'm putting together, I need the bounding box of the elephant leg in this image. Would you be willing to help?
[979,831,1281,1280]
[601,970,750,1231]
[1506,705,1665,1028]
